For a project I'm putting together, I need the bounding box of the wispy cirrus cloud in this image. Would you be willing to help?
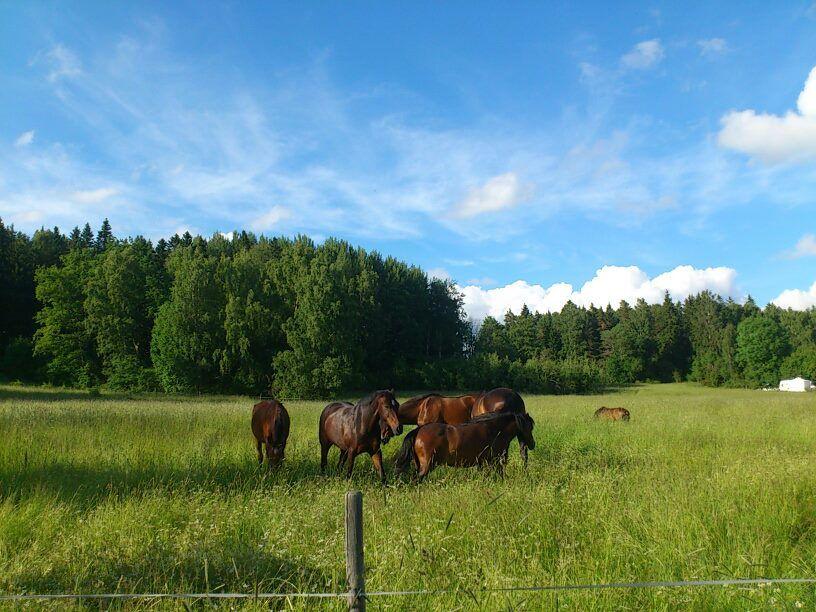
[14,131,35,147]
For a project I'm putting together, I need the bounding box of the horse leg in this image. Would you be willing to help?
[371,450,386,485]
[320,442,330,474]
[256,439,264,465]
[337,450,347,471]
[345,451,358,479]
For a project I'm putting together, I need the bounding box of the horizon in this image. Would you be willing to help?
[3,2,816,317]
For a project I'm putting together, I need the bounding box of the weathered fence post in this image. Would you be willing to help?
[345,490,366,611]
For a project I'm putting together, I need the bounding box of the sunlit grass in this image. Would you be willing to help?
[1,383,816,609]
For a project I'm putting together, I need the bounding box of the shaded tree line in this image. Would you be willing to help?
[0,219,468,397]
[2,218,815,395]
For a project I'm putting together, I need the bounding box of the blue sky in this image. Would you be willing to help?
[2,1,816,317]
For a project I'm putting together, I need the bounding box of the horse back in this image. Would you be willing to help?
[472,387,525,417]
[252,399,289,443]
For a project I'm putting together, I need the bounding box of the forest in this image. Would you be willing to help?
[2,218,815,397]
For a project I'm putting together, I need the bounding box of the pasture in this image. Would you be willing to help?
[1,383,816,609]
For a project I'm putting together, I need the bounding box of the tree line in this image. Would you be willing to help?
[2,218,815,396]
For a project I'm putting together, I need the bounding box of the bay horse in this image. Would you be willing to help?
[319,389,402,483]
[471,387,529,465]
[594,406,630,421]
[395,412,536,481]
[251,399,291,468]
[396,393,480,426]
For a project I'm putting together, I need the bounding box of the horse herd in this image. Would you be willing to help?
[251,388,630,484]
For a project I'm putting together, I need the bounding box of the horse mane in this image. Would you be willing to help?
[355,389,391,409]
[401,393,437,408]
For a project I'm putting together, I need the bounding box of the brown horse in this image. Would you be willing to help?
[396,393,480,426]
[319,390,402,483]
[594,406,631,421]
[471,387,529,465]
[251,399,291,468]
[395,412,536,481]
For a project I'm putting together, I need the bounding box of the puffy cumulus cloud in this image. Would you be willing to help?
[621,39,664,70]
[459,265,738,320]
[772,281,816,310]
[784,234,816,259]
[451,172,533,219]
[14,131,35,147]
[718,66,816,163]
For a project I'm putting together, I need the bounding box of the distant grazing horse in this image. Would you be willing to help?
[594,406,630,421]
[251,399,291,468]
[396,393,480,426]
[319,390,403,483]
[395,412,536,481]
[471,387,530,465]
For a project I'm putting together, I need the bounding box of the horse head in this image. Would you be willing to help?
[514,412,536,451]
[375,389,402,438]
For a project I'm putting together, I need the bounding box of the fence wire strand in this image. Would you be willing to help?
[2,576,816,602]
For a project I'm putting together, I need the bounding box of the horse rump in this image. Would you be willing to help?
[394,428,420,475]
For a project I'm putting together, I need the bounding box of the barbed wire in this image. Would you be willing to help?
[2,576,816,602]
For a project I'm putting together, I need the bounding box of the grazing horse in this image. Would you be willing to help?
[471,387,530,465]
[251,399,291,468]
[396,393,480,426]
[319,390,403,483]
[594,406,631,421]
[395,412,536,481]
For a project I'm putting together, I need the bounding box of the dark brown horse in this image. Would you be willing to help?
[251,399,291,468]
[594,406,631,421]
[471,387,529,464]
[395,412,535,481]
[396,393,480,426]
[319,390,402,483]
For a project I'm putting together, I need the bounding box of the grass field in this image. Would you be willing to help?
[2,383,816,609]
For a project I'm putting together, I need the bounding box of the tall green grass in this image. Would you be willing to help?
[1,383,816,609]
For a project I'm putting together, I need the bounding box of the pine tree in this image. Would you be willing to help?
[95,218,113,252]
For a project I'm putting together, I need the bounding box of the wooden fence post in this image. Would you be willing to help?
[345,490,366,611]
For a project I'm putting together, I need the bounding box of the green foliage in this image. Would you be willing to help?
[151,247,226,393]
[736,315,790,387]
[33,249,101,387]
[780,344,816,381]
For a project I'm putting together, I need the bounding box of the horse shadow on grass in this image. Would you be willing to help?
[0,452,396,509]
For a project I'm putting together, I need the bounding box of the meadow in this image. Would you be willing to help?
[1,383,816,610]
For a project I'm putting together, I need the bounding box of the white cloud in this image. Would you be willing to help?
[250,205,291,231]
[459,264,738,320]
[772,281,816,310]
[621,39,664,70]
[697,38,728,56]
[219,231,235,241]
[71,187,118,203]
[37,44,82,82]
[428,267,452,281]
[718,66,816,163]
[14,131,35,147]
[783,234,816,259]
[451,172,532,218]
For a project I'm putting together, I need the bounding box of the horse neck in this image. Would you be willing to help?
[398,396,422,422]
[358,398,380,433]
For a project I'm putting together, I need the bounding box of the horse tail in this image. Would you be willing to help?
[395,427,420,475]
[272,405,286,445]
